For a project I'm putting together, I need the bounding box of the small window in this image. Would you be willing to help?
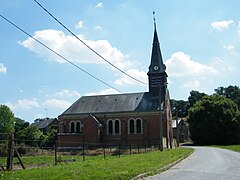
[76,122,81,133]
[136,119,142,133]
[70,122,75,133]
[115,120,120,134]
[129,119,134,134]
[108,120,113,134]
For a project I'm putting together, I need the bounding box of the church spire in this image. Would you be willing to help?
[148,12,166,73]
[147,12,168,96]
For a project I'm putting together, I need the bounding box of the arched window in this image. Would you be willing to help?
[115,120,120,134]
[70,122,75,133]
[76,122,81,133]
[129,119,134,134]
[136,119,142,133]
[108,120,113,134]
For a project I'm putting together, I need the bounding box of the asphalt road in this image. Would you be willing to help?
[145,146,240,180]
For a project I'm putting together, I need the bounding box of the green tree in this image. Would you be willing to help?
[171,99,188,118]
[215,85,240,109]
[16,125,43,146]
[188,94,239,145]
[0,105,15,140]
[188,90,207,108]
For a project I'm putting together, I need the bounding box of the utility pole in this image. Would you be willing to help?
[159,85,163,151]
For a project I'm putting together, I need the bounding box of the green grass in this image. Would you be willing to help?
[214,145,240,152]
[1,148,193,180]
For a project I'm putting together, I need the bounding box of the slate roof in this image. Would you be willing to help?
[32,118,58,129]
[60,92,160,116]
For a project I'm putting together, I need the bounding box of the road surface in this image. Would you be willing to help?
[145,146,240,180]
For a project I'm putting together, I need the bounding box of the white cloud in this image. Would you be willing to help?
[42,99,71,109]
[19,29,132,70]
[95,2,103,8]
[75,21,84,29]
[210,57,235,72]
[223,44,234,51]
[238,21,240,38]
[211,20,234,31]
[165,51,218,78]
[115,69,147,86]
[85,88,119,96]
[53,89,80,98]
[182,80,200,90]
[0,63,7,73]
[94,25,102,30]
[5,98,40,110]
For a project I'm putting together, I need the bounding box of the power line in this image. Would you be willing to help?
[33,0,148,86]
[0,14,123,94]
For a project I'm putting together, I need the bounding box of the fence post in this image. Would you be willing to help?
[82,138,85,161]
[54,140,58,165]
[14,145,25,169]
[103,142,106,159]
[118,144,121,158]
[129,145,132,156]
[6,133,14,171]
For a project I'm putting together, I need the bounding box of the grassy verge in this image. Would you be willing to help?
[214,145,240,152]
[1,148,193,180]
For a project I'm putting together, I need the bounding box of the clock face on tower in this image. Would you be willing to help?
[153,65,159,71]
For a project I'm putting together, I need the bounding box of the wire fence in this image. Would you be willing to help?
[0,137,163,171]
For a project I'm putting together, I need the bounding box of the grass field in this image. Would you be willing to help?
[1,147,193,180]
[214,145,240,152]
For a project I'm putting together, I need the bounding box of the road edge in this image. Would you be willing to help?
[132,148,194,180]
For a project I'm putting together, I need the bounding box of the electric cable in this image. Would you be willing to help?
[34,0,148,86]
[0,14,123,94]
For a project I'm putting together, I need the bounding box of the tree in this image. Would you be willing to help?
[188,90,207,108]
[215,85,240,109]
[0,105,15,140]
[188,94,240,145]
[15,117,29,132]
[171,99,188,118]
[16,125,43,146]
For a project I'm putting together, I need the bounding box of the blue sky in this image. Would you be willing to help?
[0,0,239,122]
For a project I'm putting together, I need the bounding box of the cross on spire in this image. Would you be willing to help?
[153,11,156,30]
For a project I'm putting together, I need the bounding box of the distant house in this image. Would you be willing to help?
[32,118,59,133]
[58,21,174,148]
[172,118,189,143]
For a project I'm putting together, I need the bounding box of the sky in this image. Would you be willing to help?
[0,0,239,123]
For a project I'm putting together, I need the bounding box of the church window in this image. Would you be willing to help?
[76,121,81,133]
[108,120,113,134]
[70,122,75,133]
[107,119,121,135]
[129,119,135,134]
[128,118,143,134]
[136,119,142,133]
[115,120,120,134]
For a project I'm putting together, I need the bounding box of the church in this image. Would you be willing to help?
[57,20,173,149]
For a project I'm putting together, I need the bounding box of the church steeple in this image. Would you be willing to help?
[147,12,167,96]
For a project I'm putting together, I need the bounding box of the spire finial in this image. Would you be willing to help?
[153,11,156,30]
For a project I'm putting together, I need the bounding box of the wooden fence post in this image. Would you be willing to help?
[14,145,25,169]
[7,133,14,171]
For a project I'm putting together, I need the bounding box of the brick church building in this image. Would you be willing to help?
[58,21,173,148]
